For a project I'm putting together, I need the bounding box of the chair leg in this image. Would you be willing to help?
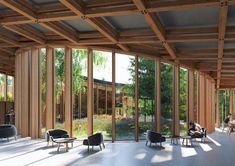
[14,136,17,141]
[150,143,151,147]
[57,143,60,152]
[146,141,148,146]
[103,143,105,149]
[88,145,90,152]
[99,145,102,150]
[7,138,9,142]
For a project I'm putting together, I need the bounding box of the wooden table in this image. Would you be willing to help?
[53,137,76,152]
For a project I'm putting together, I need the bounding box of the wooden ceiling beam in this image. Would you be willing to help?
[217,0,228,88]
[0,0,37,20]
[59,0,129,51]
[133,0,176,59]
[4,25,46,44]
[40,22,79,44]
[0,33,21,47]
[147,0,219,13]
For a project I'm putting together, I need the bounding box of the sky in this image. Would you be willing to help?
[92,52,134,84]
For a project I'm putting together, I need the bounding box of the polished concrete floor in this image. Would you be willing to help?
[0,128,235,166]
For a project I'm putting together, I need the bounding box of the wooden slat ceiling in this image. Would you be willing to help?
[0,0,235,88]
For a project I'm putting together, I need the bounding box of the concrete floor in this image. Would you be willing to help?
[0,128,234,166]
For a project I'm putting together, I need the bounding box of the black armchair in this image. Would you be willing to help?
[46,129,69,146]
[0,124,17,141]
[146,130,166,147]
[83,133,105,151]
[188,128,207,142]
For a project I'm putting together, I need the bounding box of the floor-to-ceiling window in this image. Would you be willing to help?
[55,48,65,129]
[72,48,88,138]
[115,53,135,140]
[93,50,112,140]
[7,76,14,102]
[40,48,46,136]
[179,67,188,135]
[138,57,155,139]
[160,63,173,135]
[219,90,230,127]
[0,73,5,101]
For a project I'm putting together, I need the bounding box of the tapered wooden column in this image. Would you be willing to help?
[112,51,116,142]
[46,47,55,130]
[211,81,215,132]
[135,56,139,141]
[15,51,22,135]
[30,48,40,138]
[205,78,210,132]
[21,50,30,137]
[173,63,180,136]
[198,73,206,127]
[87,48,93,136]
[65,47,72,136]
[155,59,161,132]
[216,90,220,128]
[188,69,194,124]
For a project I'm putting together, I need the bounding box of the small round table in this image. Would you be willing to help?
[53,137,77,152]
[181,135,193,146]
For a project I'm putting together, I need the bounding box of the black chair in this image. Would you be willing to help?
[83,133,105,151]
[46,129,69,146]
[146,130,166,147]
[189,128,207,142]
[0,124,17,141]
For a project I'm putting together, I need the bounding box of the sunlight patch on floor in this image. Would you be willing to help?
[206,136,221,146]
[150,145,173,163]
[199,143,212,152]
[180,146,197,157]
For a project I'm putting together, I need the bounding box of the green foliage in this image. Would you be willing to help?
[179,68,187,121]
[7,92,13,101]
[160,63,173,119]
[72,49,87,95]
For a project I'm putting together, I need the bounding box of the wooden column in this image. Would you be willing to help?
[211,81,215,132]
[15,52,22,135]
[30,48,40,138]
[135,56,139,141]
[173,64,180,136]
[65,47,72,136]
[46,47,55,130]
[112,51,116,142]
[105,84,108,114]
[21,50,30,137]
[205,78,210,132]
[198,73,206,127]
[216,89,220,128]
[188,69,194,124]
[87,48,93,136]
[155,59,161,132]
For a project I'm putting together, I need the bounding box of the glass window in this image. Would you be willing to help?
[179,67,188,135]
[93,50,112,140]
[160,63,173,135]
[115,53,135,140]
[55,48,65,129]
[138,57,155,139]
[72,49,88,138]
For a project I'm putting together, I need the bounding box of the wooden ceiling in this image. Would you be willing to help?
[0,0,235,88]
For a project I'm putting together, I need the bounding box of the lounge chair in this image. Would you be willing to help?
[83,133,105,151]
[145,130,166,147]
